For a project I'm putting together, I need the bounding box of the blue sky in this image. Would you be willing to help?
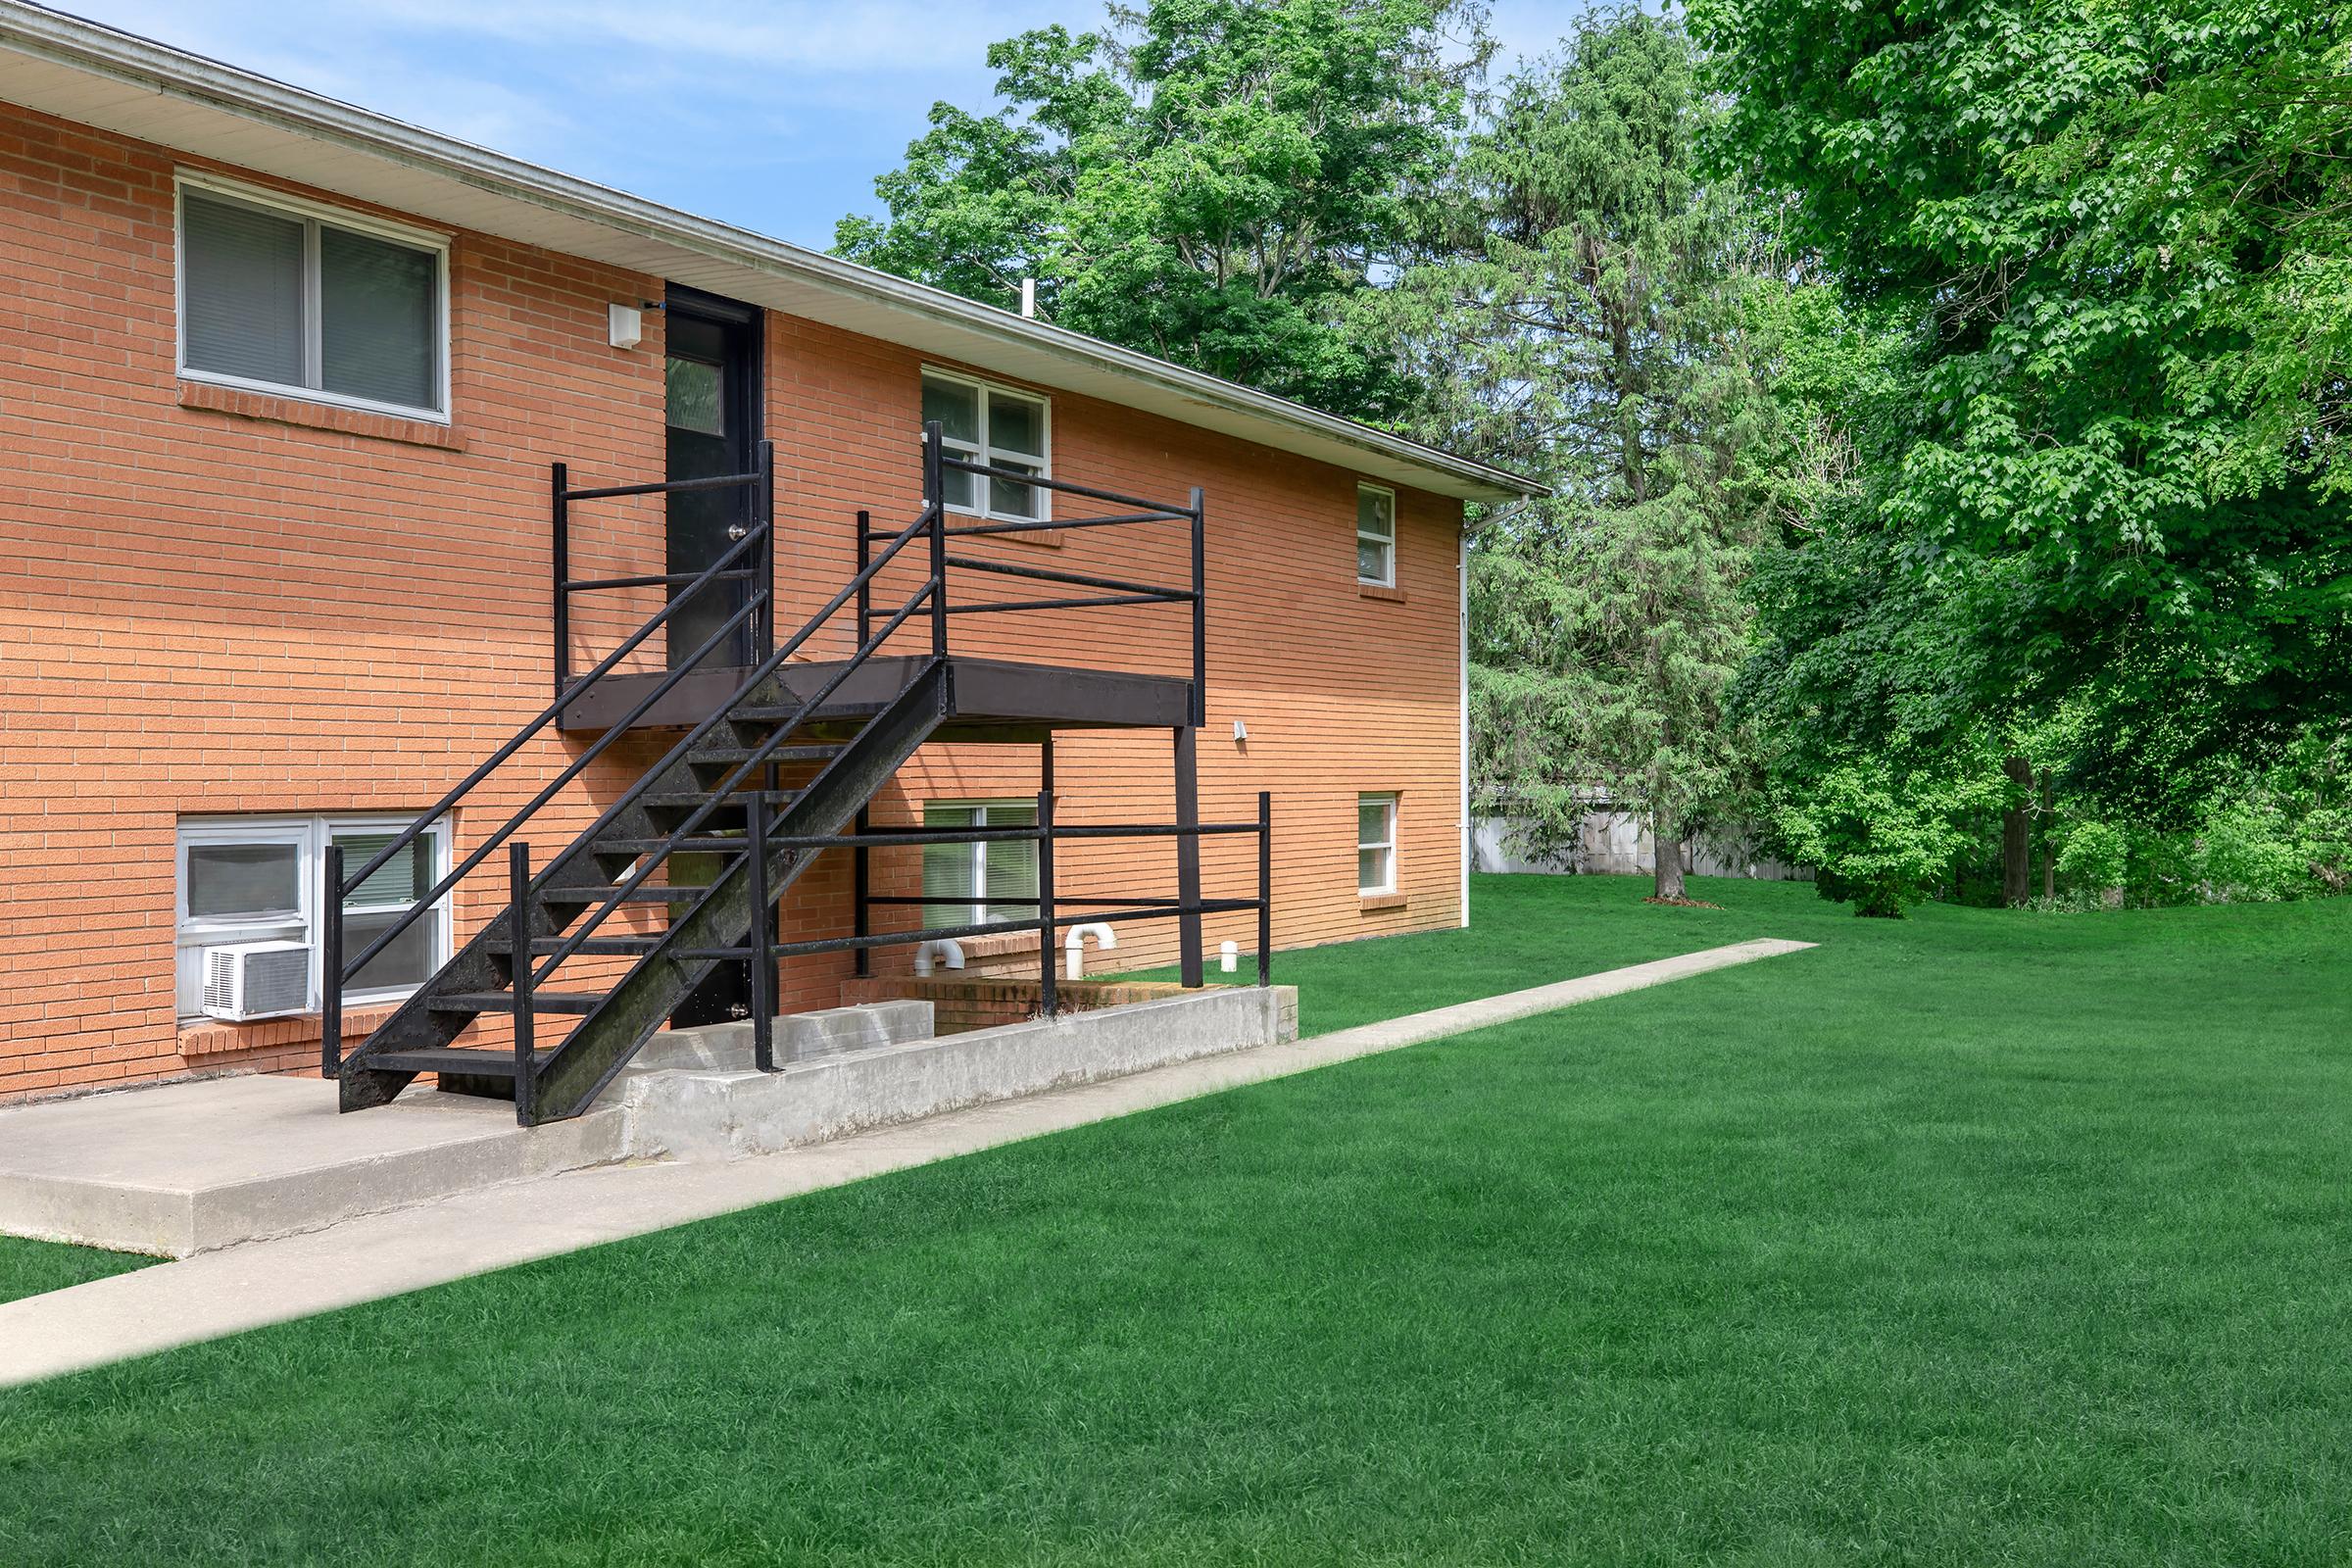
[56,1,1589,251]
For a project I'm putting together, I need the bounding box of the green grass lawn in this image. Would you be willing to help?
[5,875,2350,1565]
[0,1237,154,1307]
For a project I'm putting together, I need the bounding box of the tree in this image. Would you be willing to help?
[1384,8,1763,901]
[1690,0,2352,765]
[836,0,1492,418]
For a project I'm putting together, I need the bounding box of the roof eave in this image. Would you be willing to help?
[0,1,1545,503]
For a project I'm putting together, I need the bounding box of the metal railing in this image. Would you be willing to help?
[324,422,1225,1089]
[866,422,1207,726]
[321,449,777,1076]
[844,789,1274,1011]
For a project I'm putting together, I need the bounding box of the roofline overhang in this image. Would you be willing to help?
[0,0,1544,504]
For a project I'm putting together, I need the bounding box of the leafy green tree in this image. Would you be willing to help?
[1386,8,1764,901]
[1690,0,2352,760]
[836,0,1492,417]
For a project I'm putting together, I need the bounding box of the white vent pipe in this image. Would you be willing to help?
[912,939,965,977]
[1064,922,1117,979]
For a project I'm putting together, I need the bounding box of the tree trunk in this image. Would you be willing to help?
[1651,805,1686,901]
[2038,773,2055,900]
[2002,753,2034,906]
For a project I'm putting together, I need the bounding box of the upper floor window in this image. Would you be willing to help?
[922,369,1051,522]
[1357,485,1396,585]
[176,176,450,420]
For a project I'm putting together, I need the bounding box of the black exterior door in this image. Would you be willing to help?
[663,286,761,1027]
[663,286,761,671]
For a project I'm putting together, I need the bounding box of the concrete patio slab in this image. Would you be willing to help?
[0,1074,627,1258]
[0,937,1812,1386]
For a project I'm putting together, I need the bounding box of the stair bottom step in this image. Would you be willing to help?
[367,1047,550,1078]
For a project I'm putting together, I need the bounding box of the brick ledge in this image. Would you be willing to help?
[179,1006,397,1057]
[177,380,466,450]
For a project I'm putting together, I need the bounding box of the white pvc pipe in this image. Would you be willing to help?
[1064,922,1117,980]
[1219,940,1239,973]
[912,939,964,977]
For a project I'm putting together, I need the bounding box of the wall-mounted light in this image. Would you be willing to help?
[608,303,644,350]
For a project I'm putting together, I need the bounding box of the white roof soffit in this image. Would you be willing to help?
[0,2,1541,503]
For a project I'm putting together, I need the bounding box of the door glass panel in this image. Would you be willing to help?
[665,357,724,435]
[186,841,302,920]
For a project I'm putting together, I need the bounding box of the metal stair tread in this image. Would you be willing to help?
[428,991,606,1013]
[364,1046,547,1077]
[534,885,704,904]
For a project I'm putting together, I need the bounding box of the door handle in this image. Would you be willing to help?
[726,523,750,541]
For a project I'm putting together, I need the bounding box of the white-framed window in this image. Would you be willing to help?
[922,799,1041,928]
[921,368,1052,522]
[1357,793,1398,895]
[1357,484,1396,586]
[174,814,451,1018]
[174,172,451,421]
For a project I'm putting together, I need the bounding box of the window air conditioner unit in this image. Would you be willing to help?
[201,941,313,1022]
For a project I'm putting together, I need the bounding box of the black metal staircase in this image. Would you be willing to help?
[323,424,1270,1125]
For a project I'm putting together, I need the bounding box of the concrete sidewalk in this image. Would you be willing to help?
[0,937,1811,1387]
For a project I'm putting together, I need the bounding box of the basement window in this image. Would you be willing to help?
[922,800,1041,929]
[1357,485,1396,586]
[174,815,451,1019]
[921,369,1052,522]
[1357,793,1398,896]
[174,174,450,420]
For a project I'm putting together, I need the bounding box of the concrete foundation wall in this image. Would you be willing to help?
[613,986,1298,1162]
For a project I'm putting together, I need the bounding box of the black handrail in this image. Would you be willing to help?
[533,572,938,979]
[525,509,940,979]
[554,441,775,698]
[328,419,1222,1091]
[322,454,780,1075]
[906,437,1205,727]
[826,792,1276,1003]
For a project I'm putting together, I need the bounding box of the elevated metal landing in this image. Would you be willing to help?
[559,654,1193,739]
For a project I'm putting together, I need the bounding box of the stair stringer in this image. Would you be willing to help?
[337,668,800,1111]
[526,659,951,1122]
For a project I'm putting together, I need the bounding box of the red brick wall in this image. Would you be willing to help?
[0,100,1465,1102]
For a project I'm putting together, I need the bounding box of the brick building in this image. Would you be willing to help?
[0,2,1537,1113]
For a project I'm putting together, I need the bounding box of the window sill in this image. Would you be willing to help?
[177,380,466,451]
[1358,893,1408,913]
[179,1005,399,1057]
[1357,583,1407,604]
